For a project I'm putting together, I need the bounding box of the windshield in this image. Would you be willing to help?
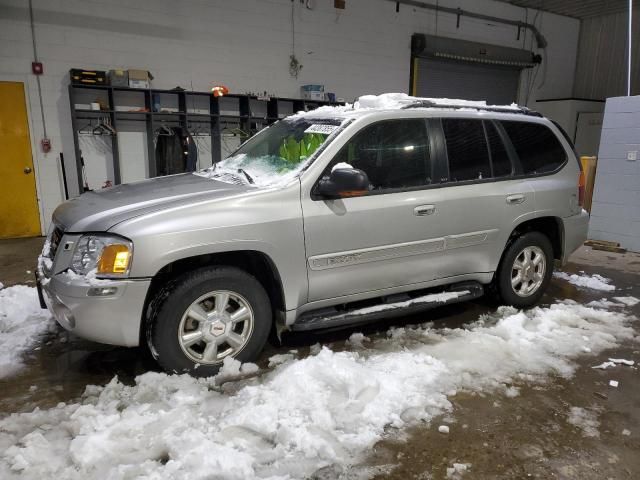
[196,117,344,187]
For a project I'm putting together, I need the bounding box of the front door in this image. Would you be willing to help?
[0,81,41,238]
[301,118,448,303]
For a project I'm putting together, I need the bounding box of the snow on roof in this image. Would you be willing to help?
[291,92,523,120]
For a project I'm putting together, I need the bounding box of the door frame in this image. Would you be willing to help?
[1,75,45,235]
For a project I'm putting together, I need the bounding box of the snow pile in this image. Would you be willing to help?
[332,162,353,171]
[0,286,53,379]
[587,298,625,309]
[553,272,616,291]
[0,301,636,479]
[354,93,519,112]
[567,407,600,438]
[613,296,640,307]
[195,154,306,188]
[59,269,113,287]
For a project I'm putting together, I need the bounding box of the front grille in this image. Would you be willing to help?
[49,227,63,259]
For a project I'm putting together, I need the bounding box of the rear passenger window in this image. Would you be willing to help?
[500,121,566,174]
[485,121,512,177]
[331,119,432,191]
[442,118,491,182]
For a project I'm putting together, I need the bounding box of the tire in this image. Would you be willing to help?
[494,231,554,308]
[147,266,271,377]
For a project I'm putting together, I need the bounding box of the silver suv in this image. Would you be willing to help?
[37,95,589,376]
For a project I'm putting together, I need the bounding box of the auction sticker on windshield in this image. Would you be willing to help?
[304,124,339,135]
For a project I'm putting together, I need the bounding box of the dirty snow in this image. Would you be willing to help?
[0,301,637,479]
[553,272,616,291]
[567,407,600,438]
[346,332,370,348]
[613,296,640,306]
[0,286,53,379]
[446,462,471,479]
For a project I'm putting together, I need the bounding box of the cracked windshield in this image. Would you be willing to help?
[197,118,343,187]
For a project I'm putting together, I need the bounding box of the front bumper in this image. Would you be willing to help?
[561,209,590,264]
[37,272,150,347]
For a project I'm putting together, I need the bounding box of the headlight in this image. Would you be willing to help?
[71,235,133,277]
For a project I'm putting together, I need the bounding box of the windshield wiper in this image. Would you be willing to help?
[237,168,254,184]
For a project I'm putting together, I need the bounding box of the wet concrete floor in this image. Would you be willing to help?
[1,238,639,479]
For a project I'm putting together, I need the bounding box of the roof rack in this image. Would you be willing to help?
[400,100,542,117]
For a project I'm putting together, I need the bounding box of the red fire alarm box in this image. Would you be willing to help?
[41,138,51,153]
[32,62,43,75]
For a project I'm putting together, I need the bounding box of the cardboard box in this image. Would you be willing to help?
[128,69,153,89]
[108,69,128,87]
[302,91,325,101]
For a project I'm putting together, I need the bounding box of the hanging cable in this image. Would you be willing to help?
[28,0,48,141]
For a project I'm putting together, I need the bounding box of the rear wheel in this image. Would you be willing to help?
[495,232,554,308]
[147,266,271,377]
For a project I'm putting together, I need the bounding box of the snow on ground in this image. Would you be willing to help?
[567,407,600,438]
[592,358,635,369]
[587,298,625,309]
[0,286,53,379]
[553,272,616,291]
[0,301,637,480]
[613,296,640,307]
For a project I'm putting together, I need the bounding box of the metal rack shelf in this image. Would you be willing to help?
[68,83,342,193]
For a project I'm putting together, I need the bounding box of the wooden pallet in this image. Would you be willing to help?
[585,240,627,254]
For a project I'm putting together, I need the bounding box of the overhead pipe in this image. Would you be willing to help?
[628,0,633,96]
[388,0,548,48]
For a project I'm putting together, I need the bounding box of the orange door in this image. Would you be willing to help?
[0,81,41,238]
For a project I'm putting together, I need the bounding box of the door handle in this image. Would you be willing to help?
[414,205,435,216]
[24,167,32,174]
[506,194,525,205]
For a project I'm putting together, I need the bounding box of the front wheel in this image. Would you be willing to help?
[494,232,554,308]
[147,266,271,377]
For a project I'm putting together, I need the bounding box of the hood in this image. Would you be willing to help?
[54,173,250,232]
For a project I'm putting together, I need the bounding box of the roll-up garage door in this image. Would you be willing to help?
[414,57,521,105]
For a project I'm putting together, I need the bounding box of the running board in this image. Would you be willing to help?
[291,281,484,332]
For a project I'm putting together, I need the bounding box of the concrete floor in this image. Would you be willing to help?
[1,238,639,479]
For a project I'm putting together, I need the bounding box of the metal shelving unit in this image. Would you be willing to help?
[68,84,342,193]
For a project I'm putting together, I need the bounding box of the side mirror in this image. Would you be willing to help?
[315,167,370,198]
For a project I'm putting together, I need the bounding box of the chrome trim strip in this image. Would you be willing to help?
[308,229,496,271]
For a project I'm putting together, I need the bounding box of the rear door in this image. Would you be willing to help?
[432,117,536,277]
[499,120,576,218]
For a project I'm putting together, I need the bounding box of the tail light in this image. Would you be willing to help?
[578,170,586,207]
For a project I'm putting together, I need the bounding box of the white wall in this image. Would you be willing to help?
[532,99,605,141]
[589,95,640,252]
[0,0,580,232]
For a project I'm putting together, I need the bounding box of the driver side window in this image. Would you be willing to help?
[330,119,432,191]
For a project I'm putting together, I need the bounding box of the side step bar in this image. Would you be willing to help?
[291,281,484,332]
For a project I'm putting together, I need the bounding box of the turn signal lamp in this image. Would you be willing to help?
[98,244,132,275]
